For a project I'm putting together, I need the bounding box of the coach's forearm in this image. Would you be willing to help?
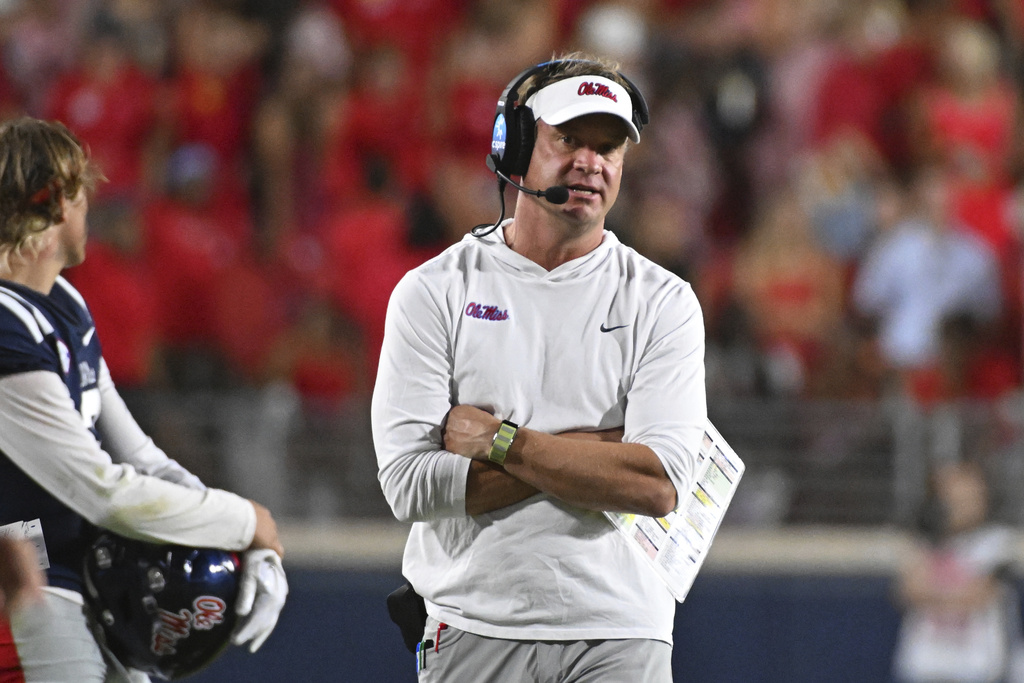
[463,429,626,515]
[501,429,677,517]
[465,461,539,515]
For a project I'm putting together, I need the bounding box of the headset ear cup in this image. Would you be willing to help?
[501,104,521,177]
[490,103,520,177]
[490,110,510,176]
[512,107,535,177]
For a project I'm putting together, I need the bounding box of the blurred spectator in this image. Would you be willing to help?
[320,169,443,378]
[263,297,366,411]
[252,0,354,241]
[891,460,1024,683]
[907,312,1021,407]
[426,0,561,242]
[732,189,847,396]
[746,0,841,201]
[328,0,465,70]
[852,164,1003,397]
[807,316,890,401]
[0,53,22,120]
[157,1,268,213]
[208,247,291,387]
[908,18,1022,256]
[142,143,249,388]
[626,191,707,283]
[44,11,159,201]
[658,0,770,241]
[86,0,171,77]
[797,132,891,266]
[811,0,934,171]
[431,0,558,157]
[571,1,651,79]
[341,44,430,199]
[628,43,721,246]
[270,299,374,519]
[0,0,86,115]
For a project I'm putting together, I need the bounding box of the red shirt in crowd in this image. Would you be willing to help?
[142,196,250,347]
[65,239,160,388]
[321,197,440,375]
[163,64,262,173]
[45,63,157,199]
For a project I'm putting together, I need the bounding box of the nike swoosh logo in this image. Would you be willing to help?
[82,327,95,346]
[600,323,630,333]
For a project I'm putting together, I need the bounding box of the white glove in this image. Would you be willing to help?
[231,549,288,653]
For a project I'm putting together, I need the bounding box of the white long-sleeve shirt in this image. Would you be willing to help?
[372,225,707,643]
[0,366,256,549]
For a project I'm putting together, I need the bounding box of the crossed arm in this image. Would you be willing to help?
[446,405,678,518]
[373,272,705,524]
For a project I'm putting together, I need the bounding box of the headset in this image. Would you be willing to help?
[474,59,650,236]
[488,59,650,179]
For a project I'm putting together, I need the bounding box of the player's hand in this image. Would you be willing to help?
[443,405,501,460]
[0,537,44,617]
[248,501,285,558]
[231,549,288,653]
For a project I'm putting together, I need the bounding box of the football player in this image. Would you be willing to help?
[0,117,287,682]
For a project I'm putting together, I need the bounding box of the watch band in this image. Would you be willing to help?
[488,420,518,466]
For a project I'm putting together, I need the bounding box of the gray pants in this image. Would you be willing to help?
[10,589,148,683]
[417,616,673,683]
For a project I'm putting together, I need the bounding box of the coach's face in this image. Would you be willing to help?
[522,114,629,231]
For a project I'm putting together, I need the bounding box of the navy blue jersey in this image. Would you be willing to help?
[0,276,104,591]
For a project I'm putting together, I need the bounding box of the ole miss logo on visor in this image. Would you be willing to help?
[577,81,618,102]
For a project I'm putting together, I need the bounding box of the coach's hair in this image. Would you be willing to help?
[0,117,101,266]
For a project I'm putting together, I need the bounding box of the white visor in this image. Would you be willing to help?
[525,75,640,143]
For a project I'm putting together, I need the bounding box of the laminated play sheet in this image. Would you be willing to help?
[604,420,744,602]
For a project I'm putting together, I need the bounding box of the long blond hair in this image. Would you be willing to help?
[0,117,102,270]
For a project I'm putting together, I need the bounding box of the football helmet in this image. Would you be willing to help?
[83,533,242,680]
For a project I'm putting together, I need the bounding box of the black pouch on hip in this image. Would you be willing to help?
[386,581,428,653]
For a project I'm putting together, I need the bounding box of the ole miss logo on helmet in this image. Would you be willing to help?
[151,596,228,656]
[577,82,618,102]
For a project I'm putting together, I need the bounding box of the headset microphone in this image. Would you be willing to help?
[486,156,569,205]
[498,170,570,205]
[472,157,571,237]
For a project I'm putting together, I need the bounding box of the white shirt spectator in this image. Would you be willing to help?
[853,219,1001,368]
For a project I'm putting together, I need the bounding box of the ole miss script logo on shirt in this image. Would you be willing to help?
[465,302,509,321]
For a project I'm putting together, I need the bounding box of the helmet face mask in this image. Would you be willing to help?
[84,533,242,680]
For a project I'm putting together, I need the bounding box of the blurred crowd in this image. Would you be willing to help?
[2,0,1024,415]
